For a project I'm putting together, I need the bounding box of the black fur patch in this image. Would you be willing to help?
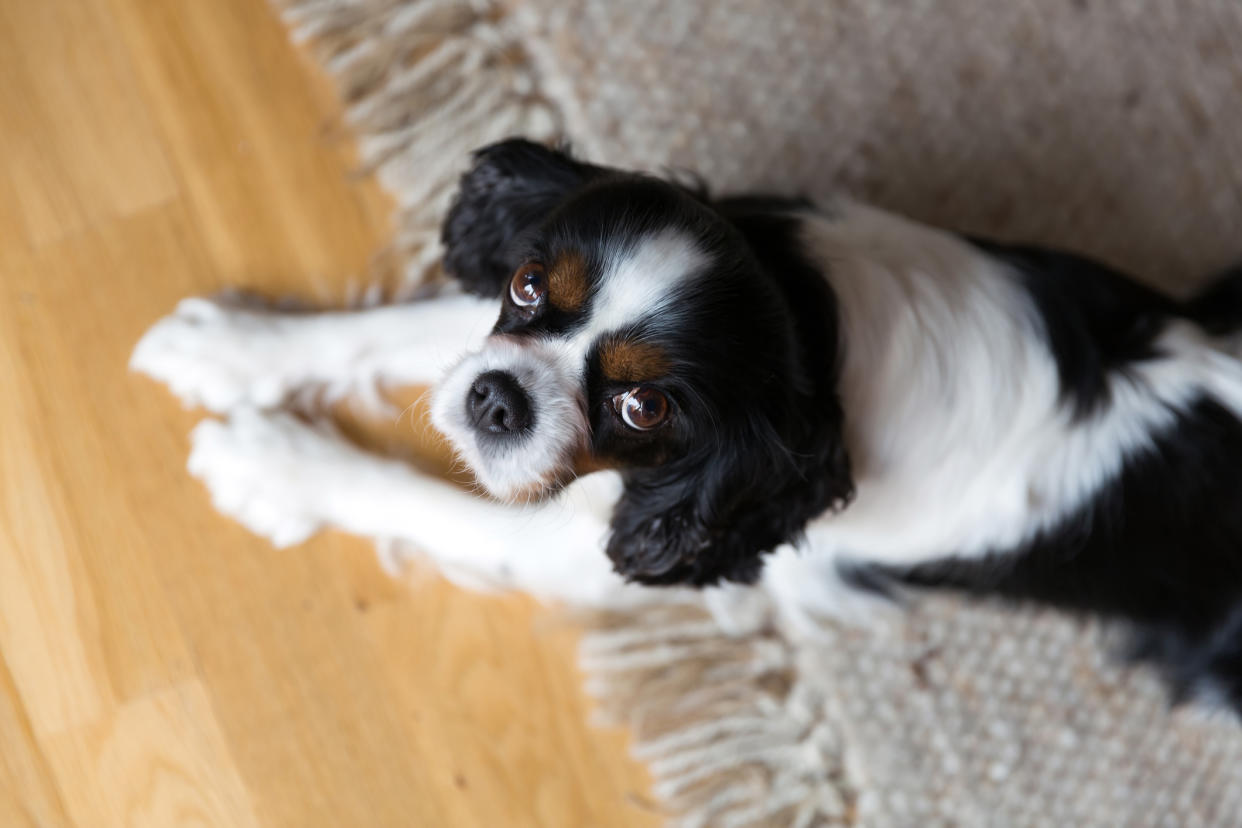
[969,239,1177,417]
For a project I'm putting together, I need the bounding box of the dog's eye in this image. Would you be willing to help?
[509,262,547,308]
[613,387,670,431]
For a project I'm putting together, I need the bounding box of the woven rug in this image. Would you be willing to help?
[278,1,1242,824]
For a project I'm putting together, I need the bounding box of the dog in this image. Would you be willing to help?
[134,138,1242,711]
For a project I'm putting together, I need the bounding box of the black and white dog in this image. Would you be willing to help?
[135,139,1242,711]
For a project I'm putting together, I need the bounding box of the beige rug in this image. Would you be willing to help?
[279,1,1242,824]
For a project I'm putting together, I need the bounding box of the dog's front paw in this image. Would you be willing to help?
[188,409,352,547]
[131,297,299,412]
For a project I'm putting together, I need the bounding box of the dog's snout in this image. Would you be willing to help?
[467,370,533,436]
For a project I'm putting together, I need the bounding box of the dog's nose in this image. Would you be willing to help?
[467,370,533,436]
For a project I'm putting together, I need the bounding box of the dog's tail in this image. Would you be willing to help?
[1186,263,1242,336]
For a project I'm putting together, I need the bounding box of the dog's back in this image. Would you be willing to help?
[788,202,1242,708]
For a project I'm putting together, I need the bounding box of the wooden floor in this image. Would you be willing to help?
[0,1,659,825]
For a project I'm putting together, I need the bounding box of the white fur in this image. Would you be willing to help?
[188,406,638,606]
[566,228,708,358]
[131,200,1242,632]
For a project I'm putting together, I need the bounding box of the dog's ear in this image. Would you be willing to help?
[441,139,600,297]
[606,409,854,587]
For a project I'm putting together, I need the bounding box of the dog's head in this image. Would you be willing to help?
[432,139,853,586]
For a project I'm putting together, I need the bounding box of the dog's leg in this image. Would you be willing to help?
[186,410,865,628]
[187,407,634,606]
[131,293,497,412]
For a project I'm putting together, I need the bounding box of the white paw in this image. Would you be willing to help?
[131,297,300,412]
[762,549,903,639]
[188,409,356,547]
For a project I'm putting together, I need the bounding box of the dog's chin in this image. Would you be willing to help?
[494,473,574,505]
[430,416,579,504]
[428,394,572,504]
[433,426,573,503]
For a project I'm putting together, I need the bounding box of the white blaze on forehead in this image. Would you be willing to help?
[566,229,708,360]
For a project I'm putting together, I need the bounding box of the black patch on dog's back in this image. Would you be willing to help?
[969,239,1177,418]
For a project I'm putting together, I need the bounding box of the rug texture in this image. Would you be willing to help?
[279,1,1242,825]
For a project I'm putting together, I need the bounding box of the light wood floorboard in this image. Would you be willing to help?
[0,1,657,825]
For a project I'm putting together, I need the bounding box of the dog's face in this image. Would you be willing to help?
[432,140,852,586]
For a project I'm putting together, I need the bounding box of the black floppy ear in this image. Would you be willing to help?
[441,139,600,297]
[606,414,854,587]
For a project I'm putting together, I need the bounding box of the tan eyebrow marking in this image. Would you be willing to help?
[547,250,590,312]
[599,339,671,383]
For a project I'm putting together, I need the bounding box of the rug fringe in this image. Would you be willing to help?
[579,600,857,827]
[274,0,561,296]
